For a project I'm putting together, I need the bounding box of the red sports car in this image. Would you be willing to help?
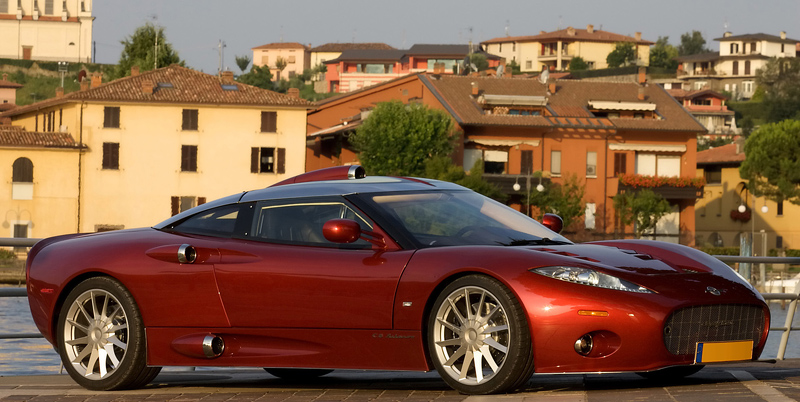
[27,166,769,394]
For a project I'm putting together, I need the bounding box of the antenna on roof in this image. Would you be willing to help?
[505,20,510,36]
[723,18,729,33]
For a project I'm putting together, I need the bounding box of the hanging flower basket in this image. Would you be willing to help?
[730,208,751,223]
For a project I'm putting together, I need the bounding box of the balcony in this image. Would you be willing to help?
[617,174,705,200]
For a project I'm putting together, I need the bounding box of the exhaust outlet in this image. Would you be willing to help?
[203,335,225,358]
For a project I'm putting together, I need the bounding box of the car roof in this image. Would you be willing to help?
[153,176,468,229]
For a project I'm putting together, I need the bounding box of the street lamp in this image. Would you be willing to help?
[515,172,545,217]
[58,61,68,88]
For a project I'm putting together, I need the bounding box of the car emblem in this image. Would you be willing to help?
[706,286,721,296]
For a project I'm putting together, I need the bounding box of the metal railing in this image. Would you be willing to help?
[2,238,799,359]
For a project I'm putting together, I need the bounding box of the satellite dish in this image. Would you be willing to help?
[471,63,478,72]
[539,69,550,84]
[496,64,505,78]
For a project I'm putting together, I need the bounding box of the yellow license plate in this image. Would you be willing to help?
[694,340,753,364]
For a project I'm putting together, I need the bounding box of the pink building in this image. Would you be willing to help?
[0,73,22,112]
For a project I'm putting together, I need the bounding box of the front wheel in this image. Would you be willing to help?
[57,277,159,390]
[428,275,534,394]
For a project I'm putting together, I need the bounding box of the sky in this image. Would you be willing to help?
[92,0,800,74]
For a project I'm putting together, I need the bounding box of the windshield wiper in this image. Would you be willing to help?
[503,238,571,246]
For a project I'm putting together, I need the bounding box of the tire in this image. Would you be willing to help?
[264,368,333,380]
[427,275,534,394]
[57,276,156,390]
[637,365,704,380]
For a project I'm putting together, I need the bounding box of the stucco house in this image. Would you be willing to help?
[0,0,94,62]
[251,42,311,81]
[0,64,313,235]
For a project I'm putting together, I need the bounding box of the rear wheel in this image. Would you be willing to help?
[428,275,534,394]
[57,277,158,390]
[264,368,333,380]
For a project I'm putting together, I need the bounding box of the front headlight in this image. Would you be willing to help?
[532,266,653,293]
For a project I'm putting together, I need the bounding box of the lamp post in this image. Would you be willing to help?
[514,172,545,217]
[58,61,68,88]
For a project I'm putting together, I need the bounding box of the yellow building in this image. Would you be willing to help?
[0,0,94,62]
[696,139,797,255]
[0,125,82,241]
[482,25,653,72]
[251,42,310,81]
[0,65,313,235]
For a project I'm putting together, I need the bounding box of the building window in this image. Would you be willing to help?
[744,60,751,75]
[614,153,627,176]
[636,153,680,177]
[13,223,29,252]
[170,196,207,216]
[251,147,285,174]
[742,81,754,94]
[777,236,784,249]
[525,60,532,69]
[708,232,724,247]
[102,142,119,170]
[551,150,561,176]
[483,150,508,174]
[44,0,53,14]
[0,0,8,13]
[704,166,722,184]
[586,151,597,178]
[730,43,739,54]
[777,200,784,216]
[103,106,120,128]
[520,150,533,175]
[732,61,739,75]
[182,109,198,131]
[181,145,198,172]
[12,157,33,182]
[261,111,277,132]
[261,55,268,65]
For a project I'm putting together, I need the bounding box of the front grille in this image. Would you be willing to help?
[663,304,765,355]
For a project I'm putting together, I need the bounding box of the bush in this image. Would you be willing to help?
[0,249,17,265]
[698,247,740,255]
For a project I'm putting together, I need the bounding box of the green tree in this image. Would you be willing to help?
[613,189,672,238]
[236,64,273,89]
[351,101,455,177]
[568,56,589,71]
[649,36,679,69]
[469,53,489,72]
[274,56,288,80]
[506,59,521,75]
[111,23,184,80]
[526,173,586,227]
[235,55,251,73]
[606,42,637,68]
[755,57,800,122]
[739,119,800,204]
[677,31,708,56]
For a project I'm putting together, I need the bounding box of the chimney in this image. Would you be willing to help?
[635,32,642,41]
[734,136,745,154]
[131,65,140,76]
[567,27,575,36]
[1,73,7,81]
[56,87,64,98]
[587,24,594,34]
[221,70,234,84]
[638,66,646,84]
[540,30,546,35]
[548,82,557,94]
[723,32,732,38]
[287,87,300,99]
[638,86,645,101]
[1,117,11,126]
[781,31,787,40]
[80,80,89,91]
[471,82,479,96]
[142,79,154,95]
[90,73,102,88]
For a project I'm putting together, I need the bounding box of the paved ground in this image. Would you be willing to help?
[1,360,800,402]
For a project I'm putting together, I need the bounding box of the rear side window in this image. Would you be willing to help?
[170,204,241,238]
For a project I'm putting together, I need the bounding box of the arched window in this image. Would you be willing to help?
[708,232,724,247]
[12,158,33,183]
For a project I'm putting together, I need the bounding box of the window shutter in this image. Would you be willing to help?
[277,148,286,174]
[250,147,259,173]
[198,197,206,205]
[171,196,179,216]
[261,111,277,132]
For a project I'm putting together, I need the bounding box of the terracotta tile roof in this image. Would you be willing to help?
[420,75,705,132]
[667,89,728,101]
[697,143,746,164]
[714,33,800,44]
[310,43,396,52]
[0,65,313,118]
[0,125,82,149]
[482,28,653,45]
[252,42,309,50]
[0,78,23,89]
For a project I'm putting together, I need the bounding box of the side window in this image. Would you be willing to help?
[251,201,373,247]
[171,204,240,238]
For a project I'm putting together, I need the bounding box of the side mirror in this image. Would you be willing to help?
[542,213,563,234]
[322,219,362,243]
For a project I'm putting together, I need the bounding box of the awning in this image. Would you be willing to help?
[608,143,686,152]
[465,139,541,147]
[589,101,657,111]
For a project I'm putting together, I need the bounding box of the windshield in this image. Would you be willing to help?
[366,190,572,247]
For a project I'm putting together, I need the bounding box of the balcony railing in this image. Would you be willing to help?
[617,174,705,200]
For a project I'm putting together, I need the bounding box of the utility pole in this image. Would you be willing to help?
[218,40,226,75]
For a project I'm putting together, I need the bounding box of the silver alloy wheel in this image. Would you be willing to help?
[62,289,129,380]
[432,285,511,385]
